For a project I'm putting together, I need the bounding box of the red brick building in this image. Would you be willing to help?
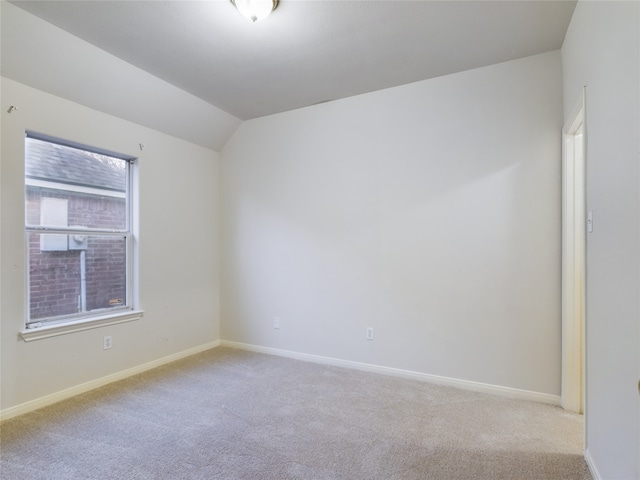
[25,138,127,322]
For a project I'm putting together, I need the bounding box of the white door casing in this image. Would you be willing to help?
[561,89,586,416]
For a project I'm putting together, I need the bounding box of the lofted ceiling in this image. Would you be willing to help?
[8,0,576,121]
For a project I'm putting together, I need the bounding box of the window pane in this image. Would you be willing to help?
[28,233,127,322]
[25,137,127,230]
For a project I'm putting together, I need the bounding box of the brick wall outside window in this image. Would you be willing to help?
[26,188,126,320]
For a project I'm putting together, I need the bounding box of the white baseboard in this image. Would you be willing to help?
[0,340,220,422]
[220,340,561,406]
[584,448,601,480]
[1,339,561,422]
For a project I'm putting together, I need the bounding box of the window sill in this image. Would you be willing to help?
[19,310,144,342]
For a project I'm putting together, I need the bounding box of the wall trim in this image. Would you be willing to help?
[0,340,220,422]
[1,338,562,423]
[220,340,561,406]
[20,310,145,342]
[584,449,601,480]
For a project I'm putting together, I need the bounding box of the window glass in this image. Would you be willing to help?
[25,135,133,326]
[25,138,127,230]
[26,233,127,321]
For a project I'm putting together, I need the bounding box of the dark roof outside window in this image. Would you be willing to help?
[25,138,126,192]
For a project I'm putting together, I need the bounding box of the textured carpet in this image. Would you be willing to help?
[0,347,591,479]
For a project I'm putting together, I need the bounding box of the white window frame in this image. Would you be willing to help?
[21,132,142,342]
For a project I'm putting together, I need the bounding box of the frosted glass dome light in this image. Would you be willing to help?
[231,0,278,23]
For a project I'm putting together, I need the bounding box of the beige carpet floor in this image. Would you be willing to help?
[0,347,591,479]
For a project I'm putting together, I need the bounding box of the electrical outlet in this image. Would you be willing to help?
[103,336,112,350]
[366,328,374,340]
[273,316,280,329]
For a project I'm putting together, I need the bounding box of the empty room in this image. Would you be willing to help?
[0,1,638,479]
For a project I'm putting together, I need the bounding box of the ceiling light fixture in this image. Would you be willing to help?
[231,0,278,23]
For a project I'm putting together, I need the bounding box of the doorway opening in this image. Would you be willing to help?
[561,89,586,415]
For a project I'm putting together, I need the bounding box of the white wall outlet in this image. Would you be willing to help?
[366,328,374,340]
[273,316,280,329]
[103,335,112,350]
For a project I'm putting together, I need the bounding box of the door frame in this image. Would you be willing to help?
[561,88,587,416]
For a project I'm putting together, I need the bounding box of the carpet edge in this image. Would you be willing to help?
[220,340,561,406]
[584,448,602,480]
[0,340,221,422]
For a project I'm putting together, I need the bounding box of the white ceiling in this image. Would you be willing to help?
[9,0,576,121]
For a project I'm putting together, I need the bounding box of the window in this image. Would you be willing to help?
[23,132,139,336]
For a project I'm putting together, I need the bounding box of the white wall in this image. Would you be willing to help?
[562,2,640,478]
[0,1,241,151]
[1,77,221,411]
[221,51,563,396]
